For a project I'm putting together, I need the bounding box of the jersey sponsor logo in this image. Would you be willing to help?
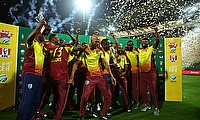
[168,40,178,53]
[0,48,11,58]
[170,55,177,62]
[28,84,33,89]
[85,80,89,85]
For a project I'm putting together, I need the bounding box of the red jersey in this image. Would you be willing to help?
[22,47,36,75]
[50,46,73,81]
[42,42,58,80]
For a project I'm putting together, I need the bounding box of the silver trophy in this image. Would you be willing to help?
[36,12,51,35]
[36,12,44,22]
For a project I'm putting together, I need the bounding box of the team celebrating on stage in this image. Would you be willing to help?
[17,19,160,120]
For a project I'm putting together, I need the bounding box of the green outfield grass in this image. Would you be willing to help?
[0,75,200,120]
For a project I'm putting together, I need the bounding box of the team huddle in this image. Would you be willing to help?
[16,20,160,120]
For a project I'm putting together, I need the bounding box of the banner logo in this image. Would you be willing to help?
[0,74,8,82]
[170,55,177,62]
[0,30,13,44]
[0,48,11,58]
[170,74,177,81]
[168,40,178,53]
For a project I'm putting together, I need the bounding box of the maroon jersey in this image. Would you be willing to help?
[50,46,73,81]
[43,42,58,80]
[22,47,35,75]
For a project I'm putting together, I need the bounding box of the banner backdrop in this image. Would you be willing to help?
[0,23,19,111]
[165,38,182,101]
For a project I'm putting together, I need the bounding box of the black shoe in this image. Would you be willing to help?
[111,104,117,111]
[33,111,41,120]
[126,106,132,113]
[49,109,56,115]
[99,114,112,120]
[127,108,132,113]
[92,112,98,118]
[107,112,112,116]
[49,106,56,115]
[116,101,121,107]
[77,116,84,120]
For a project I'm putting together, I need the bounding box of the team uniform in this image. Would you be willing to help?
[50,46,73,120]
[113,54,130,110]
[79,46,112,117]
[94,50,113,112]
[103,50,113,87]
[138,46,158,109]
[17,40,44,120]
[125,49,139,106]
[66,52,76,110]
[37,42,58,115]
[75,52,87,109]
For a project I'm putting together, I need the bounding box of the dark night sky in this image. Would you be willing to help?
[0,0,104,34]
[1,0,200,36]
[0,0,17,24]
[0,0,85,24]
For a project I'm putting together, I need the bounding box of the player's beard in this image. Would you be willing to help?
[103,45,110,51]
[127,47,133,51]
[117,50,123,55]
[91,43,99,50]
[142,44,148,49]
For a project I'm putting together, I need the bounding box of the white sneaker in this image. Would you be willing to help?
[154,108,160,116]
[86,103,91,111]
[96,103,101,111]
[141,105,151,112]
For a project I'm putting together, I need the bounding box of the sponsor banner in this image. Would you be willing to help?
[0,22,19,111]
[165,38,182,101]
[182,70,200,75]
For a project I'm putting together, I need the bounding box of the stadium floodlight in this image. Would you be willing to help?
[75,0,92,21]
[75,0,92,12]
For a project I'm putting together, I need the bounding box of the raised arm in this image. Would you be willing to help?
[64,30,76,45]
[73,45,84,52]
[27,20,46,45]
[75,28,80,46]
[110,32,119,48]
[152,24,160,49]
